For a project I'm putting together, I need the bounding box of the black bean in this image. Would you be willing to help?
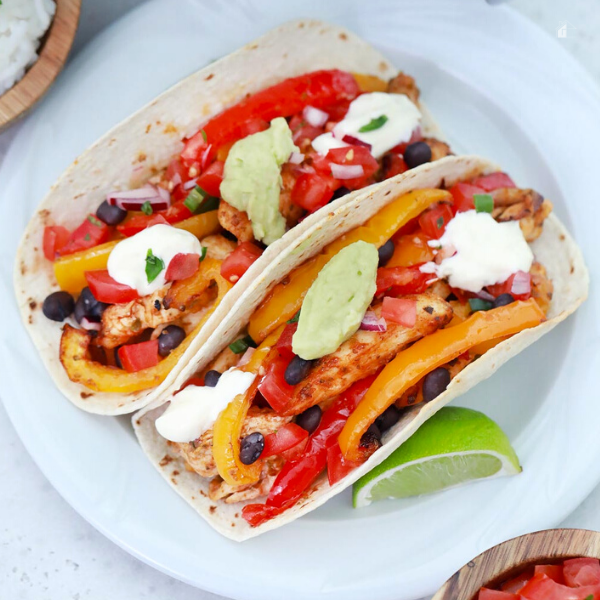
[204,370,221,387]
[74,287,108,323]
[331,186,351,201]
[96,200,127,225]
[284,355,314,386]
[422,367,451,402]
[42,291,74,322]
[157,325,186,357]
[115,347,123,369]
[493,293,515,308]
[295,405,322,435]
[404,141,432,169]
[239,432,265,465]
[377,239,395,266]
[376,404,401,433]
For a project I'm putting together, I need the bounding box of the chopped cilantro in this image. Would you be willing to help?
[359,115,388,133]
[87,215,103,228]
[141,201,153,215]
[145,249,164,283]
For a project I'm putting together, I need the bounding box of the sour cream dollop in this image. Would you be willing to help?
[421,211,534,293]
[107,224,202,296]
[312,92,421,158]
[155,368,256,443]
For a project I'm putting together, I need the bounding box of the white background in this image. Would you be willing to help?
[1,0,599,598]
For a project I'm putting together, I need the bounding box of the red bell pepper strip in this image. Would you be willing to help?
[181,70,359,166]
[326,442,362,486]
[376,265,431,296]
[242,375,376,527]
[118,339,159,373]
[58,215,111,257]
[85,270,139,304]
[257,353,295,413]
[262,423,308,459]
[275,322,298,360]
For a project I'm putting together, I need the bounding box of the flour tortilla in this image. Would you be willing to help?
[14,19,443,415]
[133,155,588,541]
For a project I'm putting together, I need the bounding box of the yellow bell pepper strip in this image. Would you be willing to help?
[53,211,220,295]
[387,231,435,268]
[339,299,545,462]
[352,73,388,93]
[212,326,285,486]
[59,258,231,393]
[248,189,451,342]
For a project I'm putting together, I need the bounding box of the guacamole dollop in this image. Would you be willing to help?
[292,241,379,360]
[220,117,298,245]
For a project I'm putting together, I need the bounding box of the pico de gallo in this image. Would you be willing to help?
[480,557,600,600]
[151,169,554,527]
[41,68,451,395]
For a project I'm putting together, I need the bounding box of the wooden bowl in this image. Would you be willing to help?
[432,529,600,600]
[0,0,81,132]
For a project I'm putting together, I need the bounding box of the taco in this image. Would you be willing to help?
[134,155,588,540]
[14,19,450,415]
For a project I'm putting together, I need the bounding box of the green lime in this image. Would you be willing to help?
[353,406,521,508]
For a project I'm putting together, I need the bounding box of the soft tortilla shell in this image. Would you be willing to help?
[134,154,588,541]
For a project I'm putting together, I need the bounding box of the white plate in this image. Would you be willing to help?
[1,1,599,599]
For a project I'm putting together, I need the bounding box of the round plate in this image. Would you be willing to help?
[1,1,599,600]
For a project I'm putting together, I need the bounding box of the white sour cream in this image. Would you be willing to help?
[312,92,421,158]
[107,224,202,296]
[421,211,534,293]
[155,368,256,443]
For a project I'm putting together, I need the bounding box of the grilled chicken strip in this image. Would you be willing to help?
[218,200,254,242]
[491,188,552,242]
[201,234,237,260]
[170,407,292,479]
[280,293,453,417]
[531,261,553,315]
[387,72,420,104]
[97,287,182,349]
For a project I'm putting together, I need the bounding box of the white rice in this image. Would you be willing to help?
[0,0,56,96]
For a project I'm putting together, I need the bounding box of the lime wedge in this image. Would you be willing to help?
[353,407,521,508]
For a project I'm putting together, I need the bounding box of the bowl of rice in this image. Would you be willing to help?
[0,0,81,132]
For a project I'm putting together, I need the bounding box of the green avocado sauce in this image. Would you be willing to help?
[292,241,379,360]
[220,117,298,245]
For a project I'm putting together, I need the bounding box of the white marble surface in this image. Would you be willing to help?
[1,1,599,598]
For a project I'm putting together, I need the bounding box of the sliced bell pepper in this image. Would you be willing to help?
[339,299,545,462]
[257,353,295,413]
[248,189,452,342]
[181,70,359,166]
[352,73,388,93]
[262,423,308,459]
[53,211,220,295]
[211,326,285,487]
[387,231,434,267]
[59,258,230,393]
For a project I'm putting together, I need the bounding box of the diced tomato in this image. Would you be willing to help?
[165,253,200,282]
[181,70,359,166]
[196,161,224,197]
[501,568,535,593]
[563,558,600,587]
[166,158,187,186]
[535,565,565,584]
[395,215,420,237]
[57,215,111,256]
[220,242,263,284]
[43,225,71,261]
[320,146,379,191]
[418,203,454,239]
[382,153,408,180]
[291,172,336,212]
[472,172,516,192]
[389,127,422,155]
[289,114,324,145]
[117,204,190,237]
[85,270,139,304]
[449,182,486,213]
[257,354,295,413]
[518,573,600,600]
[326,442,361,486]
[376,265,431,296]
[275,322,298,360]
[381,297,417,327]
[262,423,308,459]
[479,589,520,600]
[323,99,351,122]
[486,271,531,301]
[117,339,159,373]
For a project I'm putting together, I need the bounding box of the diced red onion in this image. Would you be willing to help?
[238,347,256,367]
[80,317,101,331]
[360,311,387,332]
[303,105,329,127]
[183,178,198,191]
[475,290,495,301]
[511,270,531,296]
[294,165,316,175]
[170,172,182,186]
[288,151,304,165]
[330,163,364,179]
[200,144,213,170]
[107,185,171,212]
[342,135,372,151]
